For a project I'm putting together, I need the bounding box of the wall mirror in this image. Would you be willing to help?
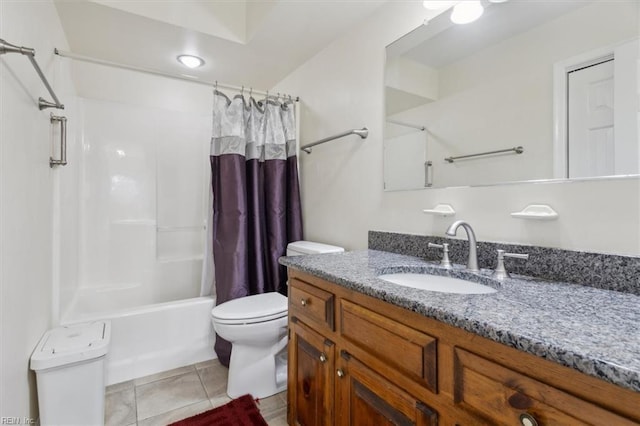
[384,0,639,191]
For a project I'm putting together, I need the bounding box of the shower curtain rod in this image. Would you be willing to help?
[54,49,299,101]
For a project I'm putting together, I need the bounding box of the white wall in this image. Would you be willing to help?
[273,2,640,256]
[0,0,75,418]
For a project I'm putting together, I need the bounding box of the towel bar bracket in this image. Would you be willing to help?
[0,38,65,110]
[39,98,62,110]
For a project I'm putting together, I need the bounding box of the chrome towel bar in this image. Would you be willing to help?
[301,127,368,154]
[445,146,523,163]
[424,161,433,187]
[50,114,68,167]
[0,38,64,110]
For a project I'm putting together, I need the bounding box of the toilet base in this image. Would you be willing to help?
[226,335,288,399]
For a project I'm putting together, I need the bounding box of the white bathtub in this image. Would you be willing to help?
[62,296,216,385]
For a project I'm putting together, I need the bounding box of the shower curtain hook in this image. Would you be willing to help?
[215,80,218,92]
[249,87,253,98]
[241,85,244,96]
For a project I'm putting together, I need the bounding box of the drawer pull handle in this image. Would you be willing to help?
[519,413,538,426]
[319,353,327,363]
[336,369,345,378]
[300,298,309,307]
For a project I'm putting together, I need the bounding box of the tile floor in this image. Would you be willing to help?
[105,360,287,426]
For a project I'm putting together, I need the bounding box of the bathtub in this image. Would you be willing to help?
[61,296,216,385]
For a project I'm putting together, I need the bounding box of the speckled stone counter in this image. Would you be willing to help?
[369,230,640,295]
[279,250,640,393]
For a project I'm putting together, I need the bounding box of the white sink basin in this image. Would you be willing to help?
[379,273,497,294]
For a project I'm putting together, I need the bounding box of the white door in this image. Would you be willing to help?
[567,59,615,178]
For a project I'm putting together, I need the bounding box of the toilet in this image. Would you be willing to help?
[210,240,344,399]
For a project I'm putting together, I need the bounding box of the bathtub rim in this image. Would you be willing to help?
[60,295,216,325]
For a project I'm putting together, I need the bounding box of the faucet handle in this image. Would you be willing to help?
[493,249,529,280]
[428,242,452,269]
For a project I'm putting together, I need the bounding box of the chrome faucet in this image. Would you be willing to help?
[445,220,479,272]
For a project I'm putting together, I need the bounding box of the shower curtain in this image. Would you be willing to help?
[207,90,303,366]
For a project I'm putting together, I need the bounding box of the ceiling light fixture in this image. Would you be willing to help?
[422,0,458,10]
[450,1,484,24]
[177,54,205,69]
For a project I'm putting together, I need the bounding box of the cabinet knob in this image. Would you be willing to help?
[519,413,538,426]
[300,298,309,307]
[336,369,345,378]
[319,353,327,363]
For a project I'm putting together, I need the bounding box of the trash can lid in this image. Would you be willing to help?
[30,321,111,371]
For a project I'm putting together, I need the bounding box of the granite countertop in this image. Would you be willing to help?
[279,249,640,393]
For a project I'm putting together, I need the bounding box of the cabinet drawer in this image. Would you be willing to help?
[340,299,437,393]
[289,278,335,331]
[453,348,636,425]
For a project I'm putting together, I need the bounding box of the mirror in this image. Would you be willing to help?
[384,1,639,190]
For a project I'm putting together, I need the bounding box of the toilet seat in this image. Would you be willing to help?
[211,292,288,325]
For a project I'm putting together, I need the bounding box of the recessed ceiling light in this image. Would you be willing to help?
[423,1,457,10]
[450,1,484,24]
[177,55,205,69]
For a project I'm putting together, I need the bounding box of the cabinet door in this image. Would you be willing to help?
[336,351,438,426]
[288,319,335,426]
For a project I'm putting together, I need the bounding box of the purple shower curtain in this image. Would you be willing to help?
[209,90,302,366]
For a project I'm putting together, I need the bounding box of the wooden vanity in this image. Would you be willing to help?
[286,269,640,425]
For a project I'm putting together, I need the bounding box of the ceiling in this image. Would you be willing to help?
[394,1,590,69]
[54,0,387,91]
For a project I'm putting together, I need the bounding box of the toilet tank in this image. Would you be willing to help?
[286,241,344,256]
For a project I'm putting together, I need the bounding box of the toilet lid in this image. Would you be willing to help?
[211,292,288,323]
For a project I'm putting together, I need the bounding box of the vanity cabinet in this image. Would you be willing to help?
[287,270,640,426]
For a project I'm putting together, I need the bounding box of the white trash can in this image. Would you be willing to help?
[30,321,111,426]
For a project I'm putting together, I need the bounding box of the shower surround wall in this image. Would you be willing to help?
[62,97,209,319]
[59,61,212,320]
